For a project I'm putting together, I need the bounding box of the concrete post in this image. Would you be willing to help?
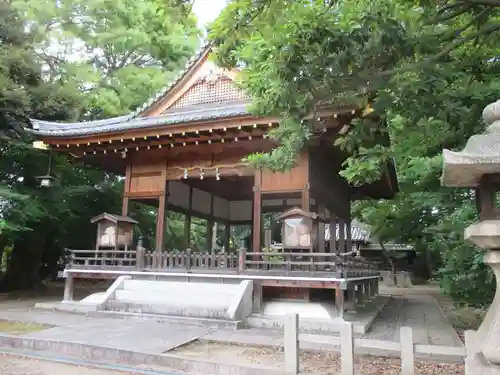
[335,287,345,319]
[355,283,365,307]
[364,281,371,300]
[340,322,354,375]
[252,281,262,313]
[238,248,246,273]
[63,273,74,302]
[345,286,356,312]
[284,313,299,375]
[400,326,415,375]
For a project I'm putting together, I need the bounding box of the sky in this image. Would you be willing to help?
[192,0,228,30]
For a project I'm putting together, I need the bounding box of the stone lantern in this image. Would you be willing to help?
[442,99,500,374]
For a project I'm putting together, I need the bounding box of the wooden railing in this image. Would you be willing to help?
[66,249,137,268]
[241,250,378,277]
[64,247,378,277]
[140,248,238,270]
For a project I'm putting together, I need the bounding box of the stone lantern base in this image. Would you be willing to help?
[464,221,500,374]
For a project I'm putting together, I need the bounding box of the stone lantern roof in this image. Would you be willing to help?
[442,100,500,187]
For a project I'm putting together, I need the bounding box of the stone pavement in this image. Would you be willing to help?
[0,287,463,357]
[367,293,463,346]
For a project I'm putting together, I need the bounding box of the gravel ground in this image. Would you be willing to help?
[172,341,465,375]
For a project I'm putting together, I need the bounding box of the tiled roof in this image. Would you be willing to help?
[28,101,251,137]
[27,41,253,138]
[324,219,371,242]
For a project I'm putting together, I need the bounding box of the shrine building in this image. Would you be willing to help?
[27,43,398,326]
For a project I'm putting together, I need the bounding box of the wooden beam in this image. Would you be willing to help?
[124,190,165,198]
[62,129,269,154]
[43,107,354,146]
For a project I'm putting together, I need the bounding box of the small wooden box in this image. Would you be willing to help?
[90,213,138,250]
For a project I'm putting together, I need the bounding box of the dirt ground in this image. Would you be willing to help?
[172,341,464,375]
[0,354,142,375]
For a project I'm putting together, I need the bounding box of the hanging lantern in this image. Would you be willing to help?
[36,152,56,188]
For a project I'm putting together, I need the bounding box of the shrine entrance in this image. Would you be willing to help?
[163,175,255,252]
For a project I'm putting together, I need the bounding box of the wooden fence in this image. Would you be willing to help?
[283,314,468,375]
[65,247,378,276]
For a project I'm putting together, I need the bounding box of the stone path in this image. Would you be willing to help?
[367,293,463,346]
[0,308,214,353]
[0,287,463,357]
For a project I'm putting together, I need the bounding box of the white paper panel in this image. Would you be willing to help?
[262,199,283,207]
[192,188,212,215]
[230,200,252,221]
[168,180,190,209]
[287,198,302,206]
[213,196,229,220]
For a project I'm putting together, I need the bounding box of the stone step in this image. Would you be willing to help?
[88,309,243,330]
[114,289,231,308]
[245,314,367,334]
[122,279,238,295]
[107,300,229,319]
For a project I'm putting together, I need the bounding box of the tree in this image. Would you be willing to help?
[0,0,78,137]
[209,0,500,306]
[13,0,201,119]
[0,0,202,291]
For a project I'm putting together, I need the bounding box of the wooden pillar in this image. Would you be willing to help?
[252,171,262,254]
[330,214,338,254]
[184,186,193,248]
[224,222,230,251]
[155,190,167,251]
[122,164,132,216]
[318,204,326,253]
[346,219,352,252]
[207,194,214,251]
[339,218,346,253]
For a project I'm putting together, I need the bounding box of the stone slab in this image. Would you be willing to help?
[246,295,390,334]
[23,319,214,353]
[0,334,279,375]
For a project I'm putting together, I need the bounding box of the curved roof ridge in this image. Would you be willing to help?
[130,40,213,118]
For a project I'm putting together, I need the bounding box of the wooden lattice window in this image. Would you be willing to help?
[169,76,249,110]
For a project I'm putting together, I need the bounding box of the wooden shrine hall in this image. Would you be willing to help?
[27,43,398,316]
